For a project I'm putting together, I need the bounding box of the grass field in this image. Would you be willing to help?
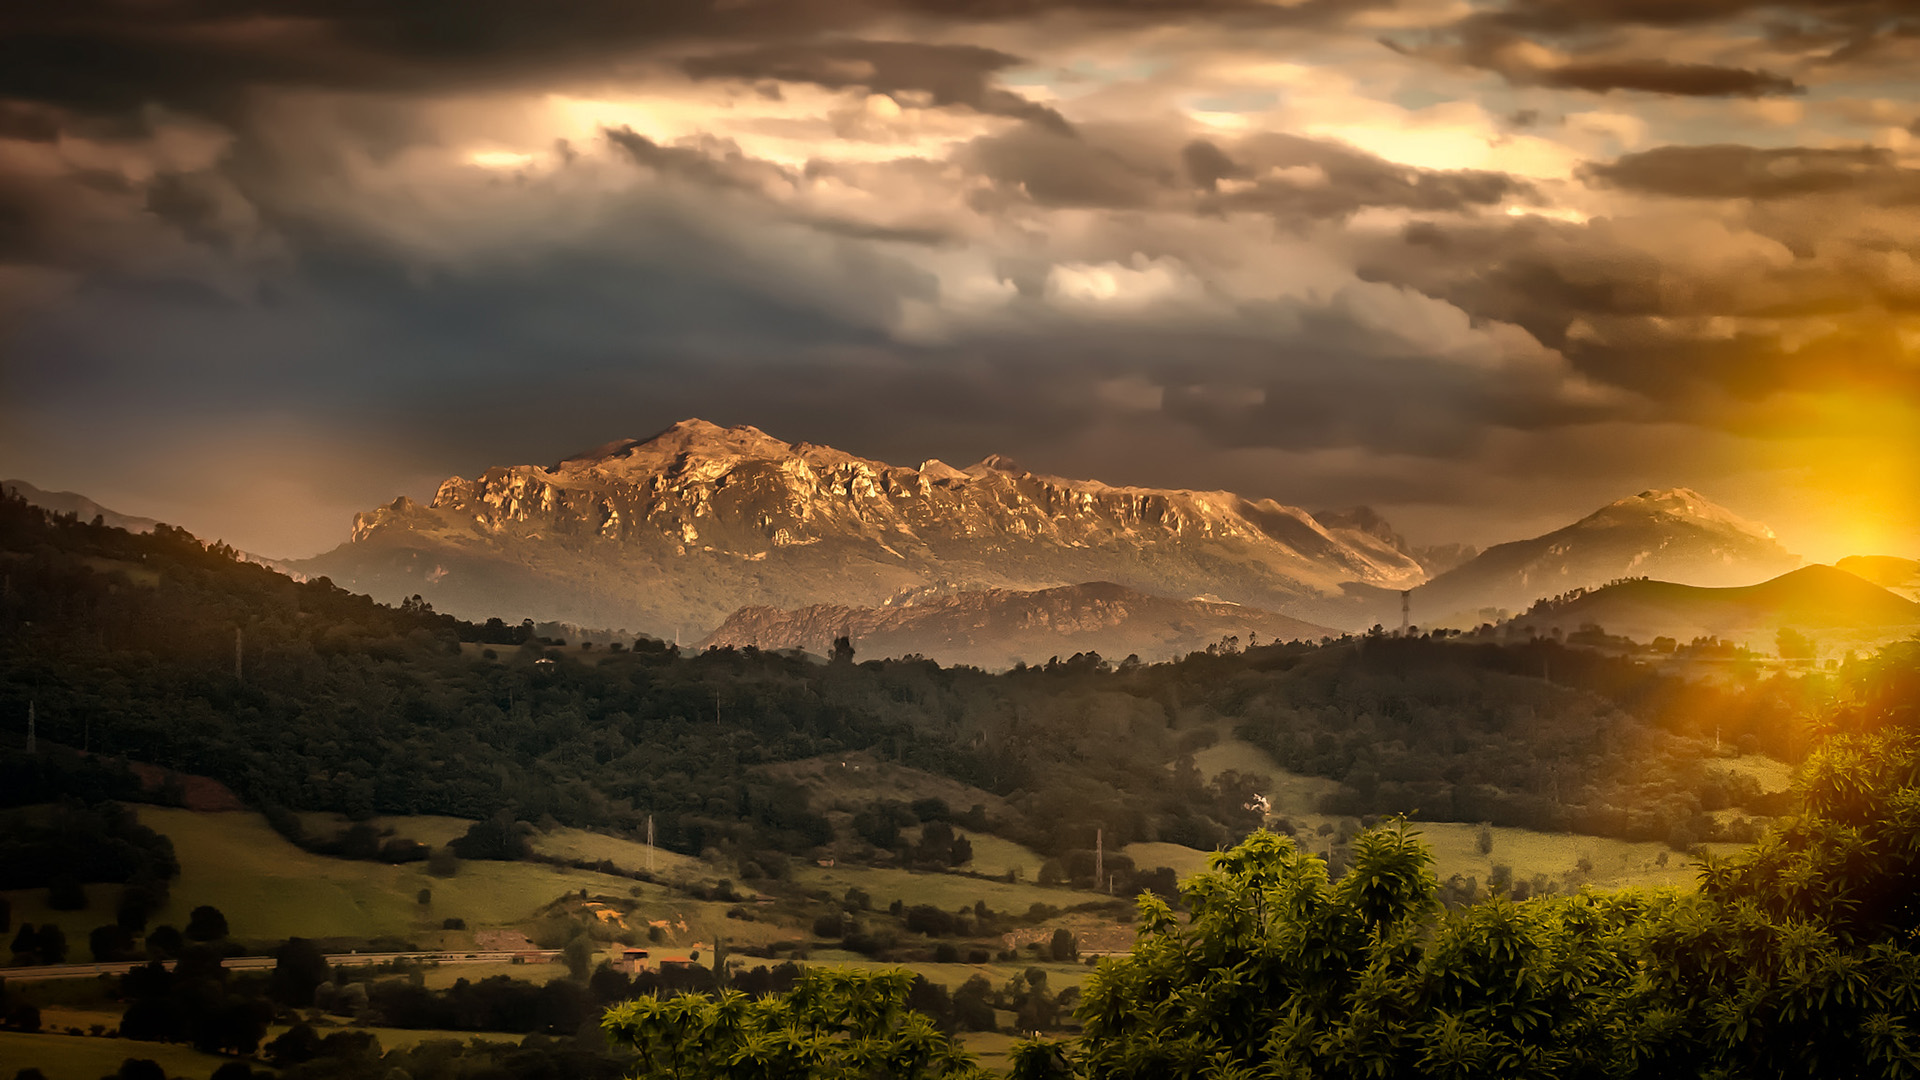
[295,812,476,849]
[1712,754,1796,794]
[0,1031,244,1080]
[529,826,704,878]
[1118,842,1217,879]
[893,826,1048,883]
[1189,735,1340,817]
[792,864,1106,916]
[798,953,1092,992]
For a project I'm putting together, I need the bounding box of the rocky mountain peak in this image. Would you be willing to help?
[554,418,798,476]
[1595,488,1777,540]
[968,453,1025,476]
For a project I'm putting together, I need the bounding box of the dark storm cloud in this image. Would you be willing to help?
[1385,0,1920,97]
[1384,29,1802,98]
[604,126,798,193]
[1585,144,1920,202]
[1187,135,1530,219]
[1534,58,1800,96]
[961,124,1174,208]
[683,41,1072,133]
[0,0,1391,130]
[955,124,1531,218]
[1357,179,1920,414]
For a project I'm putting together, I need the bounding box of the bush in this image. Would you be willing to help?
[184,905,228,941]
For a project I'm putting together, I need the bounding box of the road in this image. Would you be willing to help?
[1,949,562,982]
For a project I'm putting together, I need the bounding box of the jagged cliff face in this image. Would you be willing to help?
[700,581,1341,670]
[299,419,1429,636]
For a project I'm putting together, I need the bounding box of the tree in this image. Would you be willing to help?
[269,938,331,1007]
[1777,626,1816,663]
[1048,928,1077,963]
[603,968,983,1079]
[184,905,228,942]
[426,845,460,877]
[562,935,597,981]
[145,925,183,959]
[90,924,135,962]
[116,884,163,933]
[1474,821,1493,856]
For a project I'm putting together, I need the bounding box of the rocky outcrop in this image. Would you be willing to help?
[296,419,1428,637]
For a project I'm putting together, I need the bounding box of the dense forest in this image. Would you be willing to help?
[0,492,1818,882]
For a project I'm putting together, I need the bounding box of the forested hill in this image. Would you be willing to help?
[0,492,1827,871]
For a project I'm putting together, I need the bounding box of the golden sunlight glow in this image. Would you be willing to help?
[467,150,538,169]
[1758,390,1920,563]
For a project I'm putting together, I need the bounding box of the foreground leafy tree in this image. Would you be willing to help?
[1072,641,1920,1080]
[602,968,987,1080]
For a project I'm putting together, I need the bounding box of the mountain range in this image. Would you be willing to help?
[1506,564,1920,652]
[291,419,1429,638]
[11,420,1880,661]
[282,422,1830,648]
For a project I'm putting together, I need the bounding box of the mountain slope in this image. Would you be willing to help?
[700,581,1340,669]
[1508,564,1920,650]
[2,479,159,534]
[1377,489,1803,629]
[294,419,1428,636]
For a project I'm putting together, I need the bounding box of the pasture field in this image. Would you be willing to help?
[791,864,1107,916]
[1710,754,1796,794]
[798,953,1093,993]
[132,807,674,943]
[528,826,704,877]
[953,832,1048,882]
[0,1030,244,1080]
[295,812,475,849]
[1189,735,1340,817]
[894,826,1048,883]
[959,1031,1025,1072]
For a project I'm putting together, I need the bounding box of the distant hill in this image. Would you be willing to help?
[294,419,1428,638]
[1507,564,1920,651]
[2,478,159,534]
[1837,555,1920,602]
[700,581,1341,669]
[1322,488,1804,631]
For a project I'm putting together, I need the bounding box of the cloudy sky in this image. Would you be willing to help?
[1,0,1916,561]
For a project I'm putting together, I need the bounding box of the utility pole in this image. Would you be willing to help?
[1094,827,1103,892]
[26,700,35,754]
[647,815,655,873]
[1400,590,1411,637]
